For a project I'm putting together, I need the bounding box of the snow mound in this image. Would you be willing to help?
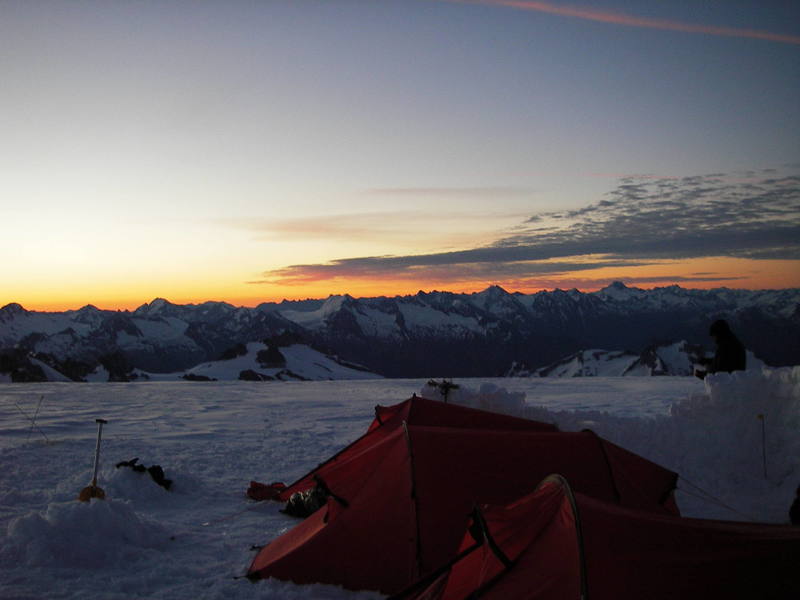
[420,381,526,416]
[423,369,799,522]
[672,366,800,419]
[669,367,800,488]
[535,367,800,522]
[3,498,168,568]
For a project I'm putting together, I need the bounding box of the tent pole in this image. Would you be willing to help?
[402,421,424,581]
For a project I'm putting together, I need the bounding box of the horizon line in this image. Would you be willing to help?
[4,280,798,313]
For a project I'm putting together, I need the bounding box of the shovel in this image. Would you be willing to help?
[78,419,108,502]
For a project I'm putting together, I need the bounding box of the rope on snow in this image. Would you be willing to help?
[677,476,760,522]
[11,398,51,444]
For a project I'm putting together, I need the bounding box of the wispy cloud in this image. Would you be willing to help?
[255,257,649,286]
[451,1,800,45]
[227,212,421,242]
[363,187,533,198]
[502,170,800,261]
[225,210,527,243]
[254,167,800,288]
[497,274,748,292]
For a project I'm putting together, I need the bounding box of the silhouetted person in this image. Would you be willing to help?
[695,319,746,379]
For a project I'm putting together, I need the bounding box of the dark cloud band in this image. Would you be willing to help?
[255,168,800,286]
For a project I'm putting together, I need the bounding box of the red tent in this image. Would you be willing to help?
[266,395,559,502]
[247,398,679,594]
[396,475,800,600]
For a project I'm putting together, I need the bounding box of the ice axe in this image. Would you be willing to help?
[78,419,108,502]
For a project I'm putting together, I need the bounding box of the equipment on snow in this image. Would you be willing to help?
[115,457,173,490]
[282,475,349,518]
[78,419,108,502]
[426,379,460,403]
[247,481,287,501]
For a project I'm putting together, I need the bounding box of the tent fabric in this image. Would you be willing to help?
[405,426,678,577]
[273,395,558,501]
[250,431,418,593]
[399,475,800,600]
[391,475,584,600]
[247,399,679,594]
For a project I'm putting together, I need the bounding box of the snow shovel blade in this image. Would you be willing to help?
[78,484,106,502]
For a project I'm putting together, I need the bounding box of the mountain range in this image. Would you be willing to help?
[509,341,766,378]
[1,282,798,381]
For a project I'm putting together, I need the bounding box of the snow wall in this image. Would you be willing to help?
[422,367,800,523]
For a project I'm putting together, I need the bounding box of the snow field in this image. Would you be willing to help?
[1,372,798,599]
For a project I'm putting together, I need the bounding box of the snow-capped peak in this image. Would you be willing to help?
[134,298,175,317]
[277,295,354,331]
[595,281,646,302]
[1,302,28,319]
[480,284,510,297]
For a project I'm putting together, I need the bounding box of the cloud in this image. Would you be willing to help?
[497,274,748,292]
[255,167,800,287]
[363,187,533,198]
[452,1,800,45]
[501,172,800,260]
[225,210,524,243]
[228,212,416,242]
[253,257,650,286]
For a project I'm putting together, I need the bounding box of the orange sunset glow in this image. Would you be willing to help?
[11,255,799,313]
[1,1,798,312]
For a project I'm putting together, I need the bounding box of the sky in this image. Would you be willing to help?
[1,0,799,311]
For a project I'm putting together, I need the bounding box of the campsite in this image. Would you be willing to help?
[4,1,800,597]
[1,370,799,599]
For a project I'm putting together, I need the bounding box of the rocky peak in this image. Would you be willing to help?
[0,302,28,324]
[595,281,645,302]
[1,302,27,317]
[134,298,177,318]
[481,284,510,297]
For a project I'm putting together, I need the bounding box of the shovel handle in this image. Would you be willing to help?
[91,419,108,486]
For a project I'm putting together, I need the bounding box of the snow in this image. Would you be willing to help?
[594,281,647,302]
[26,329,83,359]
[398,302,482,335]
[1,370,798,599]
[28,357,72,383]
[654,341,695,374]
[183,343,382,381]
[85,365,111,383]
[279,295,350,330]
[420,381,526,416]
[6,497,168,569]
[532,342,767,378]
[129,316,190,341]
[537,349,639,377]
[280,295,485,338]
[0,311,82,346]
[352,306,400,338]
